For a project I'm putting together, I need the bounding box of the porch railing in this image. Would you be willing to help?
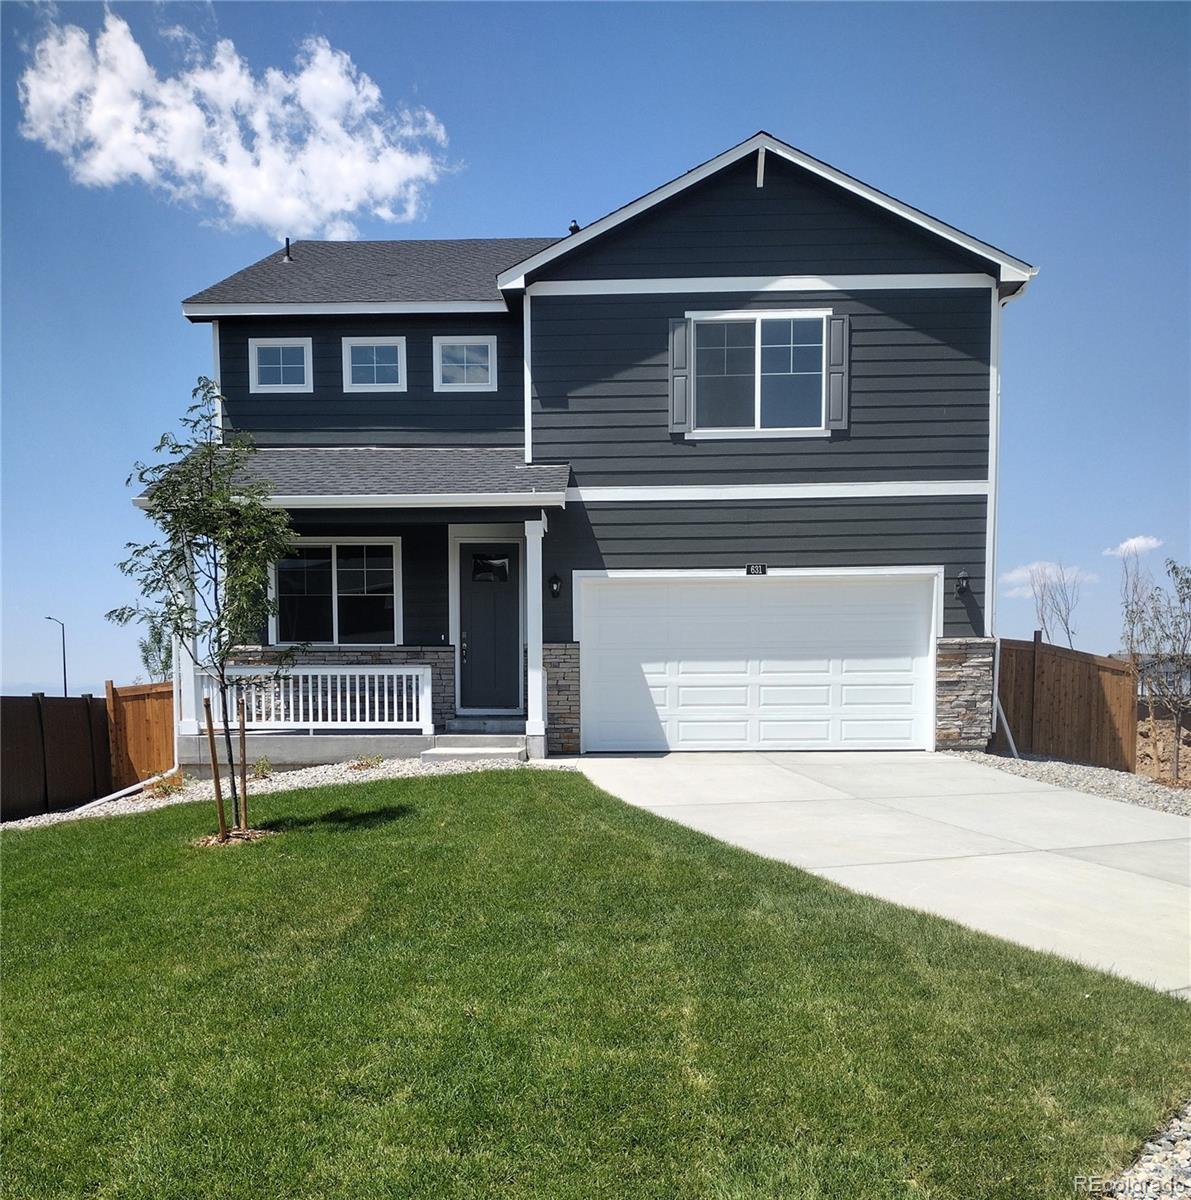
[199,665,434,735]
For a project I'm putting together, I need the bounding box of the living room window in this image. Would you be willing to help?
[690,311,829,435]
[273,541,401,645]
[433,336,497,392]
[248,338,313,394]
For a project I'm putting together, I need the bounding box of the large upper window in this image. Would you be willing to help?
[342,337,407,393]
[274,542,400,645]
[248,338,313,394]
[691,312,828,435]
[433,336,497,392]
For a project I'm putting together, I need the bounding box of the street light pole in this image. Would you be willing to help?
[45,616,67,697]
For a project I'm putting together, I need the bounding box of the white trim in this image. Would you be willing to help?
[987,290,1003,638]
[341,336,408,394]
[268,536,403,648]
[523,293,533,463]
[525,517,545,736]
[755,147,766,188]
[566,479,989,504]
[497,132,1035,290]
[571,565,943,754]
[183,300,508,318]
[526,273,995,297]
[211,320,223,433]
[238,491,567,511]
[448,524,527,715]
[433,335,498,393]
[248,337,314,394]
[687,309,830,438]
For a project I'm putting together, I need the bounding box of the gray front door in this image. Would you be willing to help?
[459,543,520,709]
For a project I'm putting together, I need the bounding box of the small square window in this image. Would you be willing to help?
[342,338,406,392]
[434,337,497,392]
[250,339,312,393]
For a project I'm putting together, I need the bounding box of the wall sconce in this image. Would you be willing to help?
[549,573,563,599]
[954,569,970,599]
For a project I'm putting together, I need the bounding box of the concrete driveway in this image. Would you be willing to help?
[570,752,1191,995]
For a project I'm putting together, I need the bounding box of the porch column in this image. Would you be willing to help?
[525,513,546,756]
[175,568,201,736]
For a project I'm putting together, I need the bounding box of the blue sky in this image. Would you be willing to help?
[2,1,1188,693]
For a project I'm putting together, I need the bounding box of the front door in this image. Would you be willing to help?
[459,543,521,710]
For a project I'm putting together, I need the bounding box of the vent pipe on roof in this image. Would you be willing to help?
[282,237,292,262]
[568,219,580,235]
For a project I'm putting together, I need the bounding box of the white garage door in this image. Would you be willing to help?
[578,573,936,752]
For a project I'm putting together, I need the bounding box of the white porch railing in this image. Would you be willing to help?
[199,665,434,735]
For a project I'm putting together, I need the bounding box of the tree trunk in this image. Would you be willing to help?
[217,681,241,828]
[1174,711,1183,782]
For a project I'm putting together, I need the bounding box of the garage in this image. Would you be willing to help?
[576,571,938,752]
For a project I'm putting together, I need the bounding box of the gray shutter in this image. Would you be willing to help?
[668,318,691,433]
[825,314,851,430]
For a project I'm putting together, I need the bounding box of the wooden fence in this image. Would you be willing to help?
[1,682,174,822]
[994,632,1137,772]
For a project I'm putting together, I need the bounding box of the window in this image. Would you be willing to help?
[691,311,828,434]
[433,336,497,392]
[248,338,313,394]
[342,337,407,393]
[274,541,401,645]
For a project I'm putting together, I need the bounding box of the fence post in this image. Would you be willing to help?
[1030,630,1043,756]
[105,680,121,791]
[31,692,49,816]
[81,693,98,801]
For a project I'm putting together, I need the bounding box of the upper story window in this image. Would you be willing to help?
[342,337,407,393]
[690,311,829,436]
[248,337,313,394]
[433,336,497,392]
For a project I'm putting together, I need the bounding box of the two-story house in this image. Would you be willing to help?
[164,131,1035,765]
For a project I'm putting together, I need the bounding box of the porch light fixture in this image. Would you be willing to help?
[549,573,563,599]
[954,570,970,599]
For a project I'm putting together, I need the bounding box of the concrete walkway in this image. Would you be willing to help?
[567,752,1191,995]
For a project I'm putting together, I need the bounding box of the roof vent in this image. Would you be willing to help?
[568,219,580,235]
[282,237,292,263]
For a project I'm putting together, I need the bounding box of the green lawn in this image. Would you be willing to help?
[3,770,1189,1199]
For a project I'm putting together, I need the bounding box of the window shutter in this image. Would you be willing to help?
[668,318,691,433]
[825,314,851,430]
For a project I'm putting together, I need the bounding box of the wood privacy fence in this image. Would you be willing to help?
[994,632,1137,772]
[1,682,174,822]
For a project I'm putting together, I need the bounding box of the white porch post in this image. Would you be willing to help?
[525,513,546,757]
[175,572,201,736]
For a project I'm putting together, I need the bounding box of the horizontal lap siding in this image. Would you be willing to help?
[219,314,524,446]
[532,290,990,485]
[544,498,987,640]
[531,156,991,280]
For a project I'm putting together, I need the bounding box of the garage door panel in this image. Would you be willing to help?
[579,575,934,752]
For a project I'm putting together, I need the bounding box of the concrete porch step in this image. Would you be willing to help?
[445,717,526,734]
[420,743,526,764]
[434,734,528,748]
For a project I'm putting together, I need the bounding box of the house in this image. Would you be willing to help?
[164,131,1036,765]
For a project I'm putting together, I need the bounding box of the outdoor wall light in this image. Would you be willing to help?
[954,570,970,599]
[549,573,563,599]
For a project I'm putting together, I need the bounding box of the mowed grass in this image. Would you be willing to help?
[3,770,1189,1199]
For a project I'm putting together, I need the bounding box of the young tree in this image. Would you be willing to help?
[1047,563,1083,649]
[1028,563,1053,642]
[108,378,294,826]
[137,618,173,683]
[1136,559,1191,781]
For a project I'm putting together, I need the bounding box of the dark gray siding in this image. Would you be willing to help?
[218,314,523,447]
[543,497,987,639]
[532,289,990,485]
[529,156,993,281]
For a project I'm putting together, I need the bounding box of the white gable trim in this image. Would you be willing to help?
[526,273,994,297]
[497,132,1036,291]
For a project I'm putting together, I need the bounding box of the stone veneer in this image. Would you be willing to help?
[230,646,456,731]
[935,637,995,750]
[544,643,580,755]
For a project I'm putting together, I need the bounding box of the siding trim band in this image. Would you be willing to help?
[527,274,995,296]
[566,480,989,503]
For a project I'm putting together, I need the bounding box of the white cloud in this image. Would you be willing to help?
[1102,534,1164,558]
[1000,561,1097,599]
[18,14,447,238]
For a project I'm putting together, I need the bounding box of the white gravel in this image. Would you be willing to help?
[950,750,1191,817]
[2,756,573,832]
[1107,1101,1191,1196]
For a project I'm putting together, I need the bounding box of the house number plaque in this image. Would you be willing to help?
[746,563,768,576]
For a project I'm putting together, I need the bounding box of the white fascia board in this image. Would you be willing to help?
[567,480,989,503]
[498,132,1036,290]
[134,491,566,512]
[528,273,994,296]
[182,300,509,319]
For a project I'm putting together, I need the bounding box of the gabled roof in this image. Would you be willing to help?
[496,131,1036,291]
[182,238,558,318]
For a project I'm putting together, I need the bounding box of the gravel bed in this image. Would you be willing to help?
[1106,1100,1191,1196]
[950,751,1191,817]
[2,756,573,832]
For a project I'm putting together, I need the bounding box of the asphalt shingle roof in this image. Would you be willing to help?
[184,239,559,306]
[231,447,569,502]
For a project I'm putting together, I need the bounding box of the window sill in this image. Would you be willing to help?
[433,383,499,394]
[342,385,409,394]
[684,428,833,441]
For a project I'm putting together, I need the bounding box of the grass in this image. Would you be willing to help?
[3,770,1189,1199]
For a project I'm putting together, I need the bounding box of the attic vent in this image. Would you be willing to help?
[568,219,580,235]
[282,237,293,262]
